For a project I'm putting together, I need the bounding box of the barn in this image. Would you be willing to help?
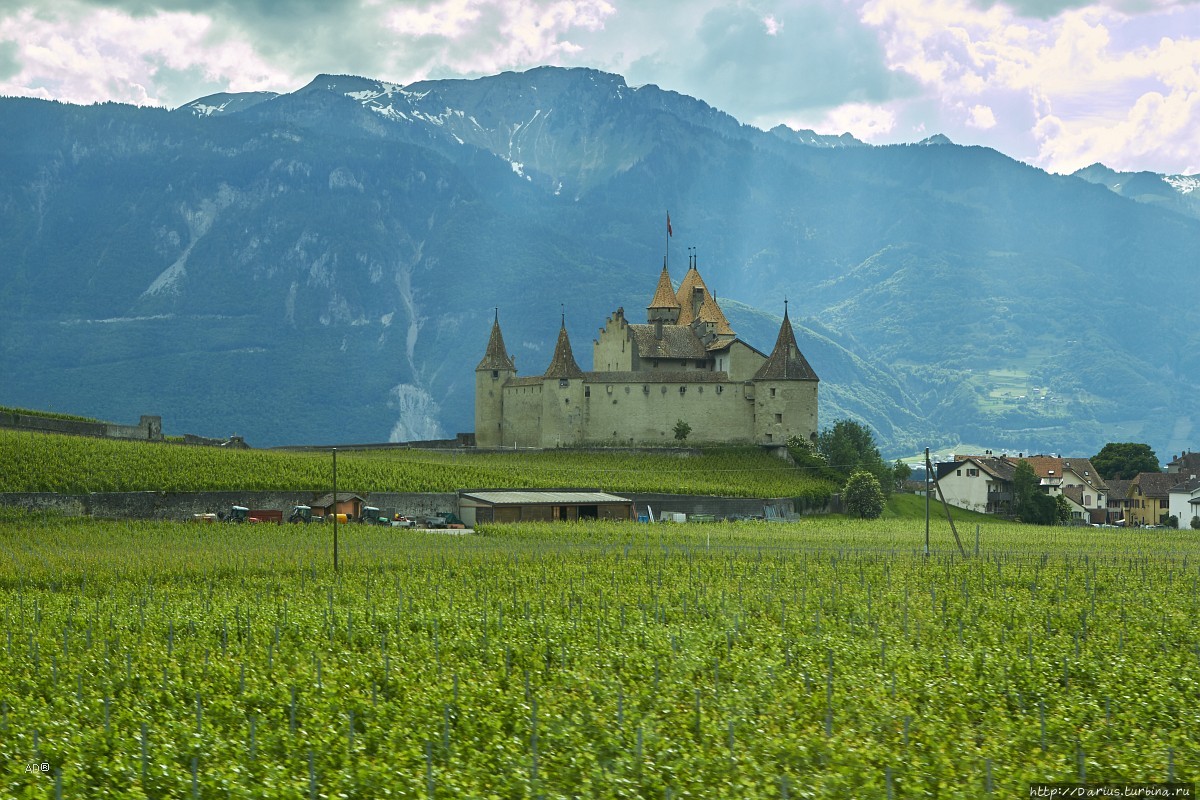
[457,489,634,525]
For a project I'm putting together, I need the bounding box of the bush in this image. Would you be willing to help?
[843,470,885,519]
[1191,516,1200,530]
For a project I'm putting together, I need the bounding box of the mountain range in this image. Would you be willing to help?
[1,66,1197,458]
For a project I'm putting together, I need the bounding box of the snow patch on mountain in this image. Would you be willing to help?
[1165,175,1200,195]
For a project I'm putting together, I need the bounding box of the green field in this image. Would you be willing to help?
[0,430,832,501]
[2,511,1196,797]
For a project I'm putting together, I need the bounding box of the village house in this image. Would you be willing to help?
[934,453,1109,522]
[1167,476,1200,527]
[1018,456,1109,524]
[1126,472,1180,526]
[933,455,1017,515]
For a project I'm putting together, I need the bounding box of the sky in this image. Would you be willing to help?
[1,0,1197,175]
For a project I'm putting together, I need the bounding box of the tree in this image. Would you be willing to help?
[816,419,891,494]
[1091,442,1160,480]
[1012,459,1056,525]
[1167,515,1179,529]
[1055,494,1072,525]
[672,419,691,442]
[843,470,885,519]
[892,459,913,492]
[1191,516,1200,530]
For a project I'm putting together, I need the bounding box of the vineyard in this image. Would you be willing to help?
[1,511,1197,797]
[0,429,834,500]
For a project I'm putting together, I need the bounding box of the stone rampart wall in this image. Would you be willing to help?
[0,491,458,521]
[0,412,163,442]
[1,491,828,522]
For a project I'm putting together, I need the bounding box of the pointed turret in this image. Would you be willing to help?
[674,262,706,326]
[543,319,584,379]
[476,309,517,448]
[476,310,516,371]
[754,305,819,381]
[648,260,681,319]
[696,293,734,336]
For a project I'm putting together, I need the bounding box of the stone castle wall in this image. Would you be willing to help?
[0,412,163,442]
[581,379,753,445]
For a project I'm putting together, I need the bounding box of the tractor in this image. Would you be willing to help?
[288,505,315,524]
[220,505,250,523]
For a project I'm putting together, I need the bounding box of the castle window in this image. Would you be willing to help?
[643,385,649,394]
[679,386,686,395]
[774,413,782,423]
[765,433,773,442]
[653,359,659,368]
[559,379,569,388]
[770,388,776,398]
[716,385,723,394]
[492,370,498,379]
[585,387,591,397]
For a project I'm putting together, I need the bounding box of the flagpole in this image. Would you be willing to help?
[665,210,672,269]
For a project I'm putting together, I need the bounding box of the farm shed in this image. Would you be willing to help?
[457,489,634,525]
[311,493,365,520]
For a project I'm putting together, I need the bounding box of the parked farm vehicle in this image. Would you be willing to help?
[360,506,389,525]
[248,509,283,524]
[391,514,416,528]
[288,505,315,524]
[221,506,250,523]
[413,512,465,529]
[191,513,219,523]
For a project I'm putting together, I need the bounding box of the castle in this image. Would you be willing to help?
[475,255,819,448]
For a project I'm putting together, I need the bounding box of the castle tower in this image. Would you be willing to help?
[541,316,586,447]
[695,292,734,345]
[475,310,516,448]
[647,259,681,337]
[675,260,706,327]
[752,304,820,444]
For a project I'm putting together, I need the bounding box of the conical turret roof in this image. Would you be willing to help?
[674,266,706,326]
[697,293,734,335]
[476,312,516,371]
[543,321,585,379]
[754,307,819,381]
[648,264,680,310]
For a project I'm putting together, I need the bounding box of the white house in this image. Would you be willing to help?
[934,456,1017,514]
[1020,455,1110,524]
[1168,477,1200,528]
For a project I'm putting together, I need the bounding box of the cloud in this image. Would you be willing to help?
[674,2,917,123]
[859,0,1200,172]
[967,103,997,127]
[0,3,293,105]
[0,0,617,106]
[0,0,1196,173]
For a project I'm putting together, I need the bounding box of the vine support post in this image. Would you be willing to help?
[332,448,339,572]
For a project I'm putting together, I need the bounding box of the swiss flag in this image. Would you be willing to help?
[667,212,673,237]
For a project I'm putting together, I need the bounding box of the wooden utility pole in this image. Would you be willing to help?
[926,449,967,558]
[924,448,931,557]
